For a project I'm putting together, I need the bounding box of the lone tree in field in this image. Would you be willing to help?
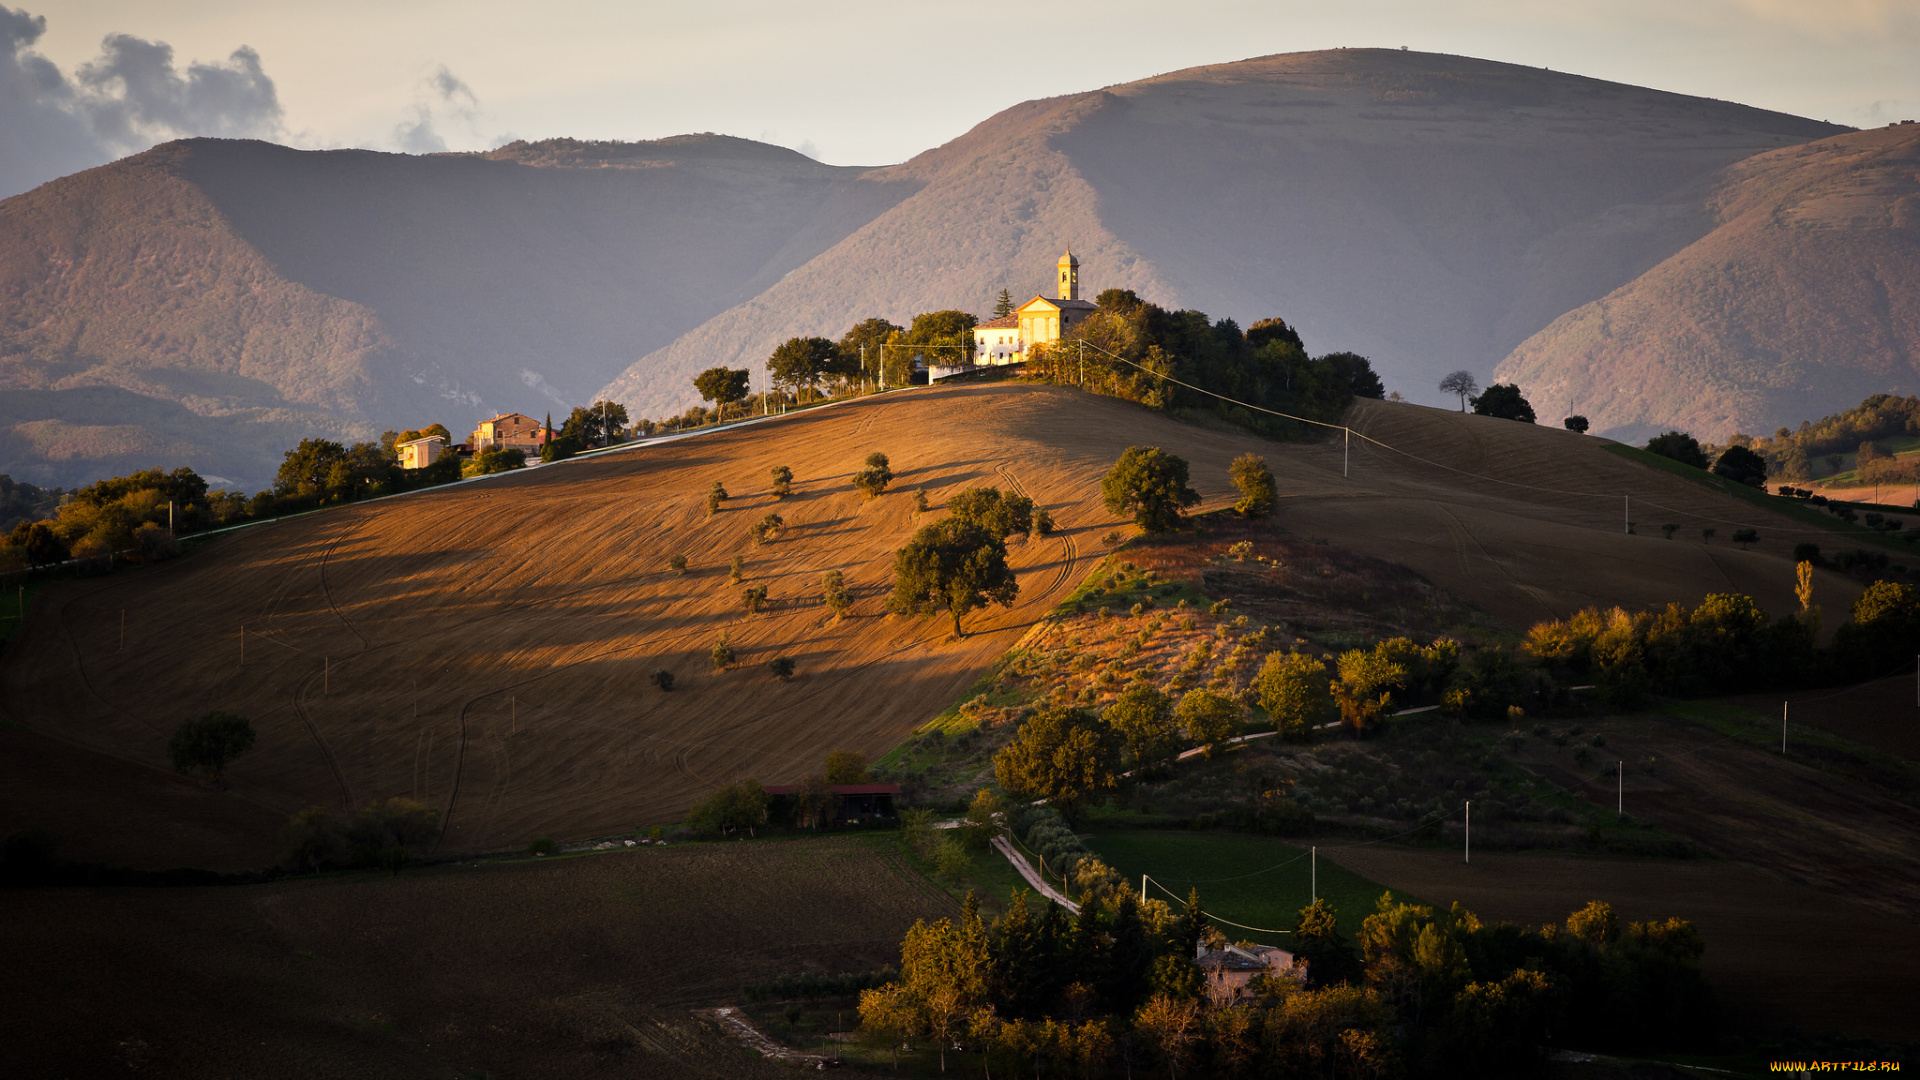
[853,452,894,499]
[1732,527,1760,549]
[1470,383,1536,423]
[749,512,785,544]
[887,517,1017,636]
[693,366,752,421]
[1102,446,1200,533]
[650,668,675,690]
[1439,370,1478,411]
[1563,415,1590,434]
[1230,452,1277,518]
[711,633,736,670]
[769,465,793,497]
[947,487,1034,540]
[168,711,256,787]
[669,553,689,573]
[822,569,852,617]
[992,706,1120,824]
[768,656,796,680]
[742,583,769,614]
[707,480,728,515]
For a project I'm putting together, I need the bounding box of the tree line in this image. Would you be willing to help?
[859,879,1712,1076]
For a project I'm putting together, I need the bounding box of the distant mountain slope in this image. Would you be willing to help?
[1496,124,1920,443]
[0,137,914,489]
[603,49,1841,416]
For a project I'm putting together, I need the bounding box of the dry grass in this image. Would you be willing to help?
[0,385,1875,868]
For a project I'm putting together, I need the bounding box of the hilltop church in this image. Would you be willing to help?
[973,250,1098,365]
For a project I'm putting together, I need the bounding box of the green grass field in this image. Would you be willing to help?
[1080,829,1425,946]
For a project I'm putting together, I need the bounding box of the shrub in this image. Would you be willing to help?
[467,447,527,475]
[743,584,769,614]
[913,489,929,513]
[729,555,745,582]
[527,837,557,856]
[650,668,675,690]
[669,554,689,573]
[823,569,852,617]
[770,465,793,497]
[1661,523,1679,540]
[1032,508,1054,535]
[1229,453,1277,517]
[750,512,785,544]
[768,656,796,680]
[707,481,728,515]
[853,453,893,499]
[711,633,736,670]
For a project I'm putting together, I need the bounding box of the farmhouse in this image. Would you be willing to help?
[395,434,446,470]
[471,412,547,454]
[1194,942,1302,1001]
[972,250,1099,365]
[761,782,901,826]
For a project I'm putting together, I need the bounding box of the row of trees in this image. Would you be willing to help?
[1026,293,1384,440]
[861,885,1713,1076]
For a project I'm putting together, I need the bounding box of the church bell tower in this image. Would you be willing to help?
[1057,249,1079,301]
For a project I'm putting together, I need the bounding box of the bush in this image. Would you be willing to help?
[467,447,526,475]
[1032,508,1054,535]
[823,569,852,617]
[913,489,929,513]
[528,837,558,856]
[770,465,793,497]
[1230,453,1277,518]
[711,634,736,670]
[750,513,785,544]
[669,554,689,573]
[854,452,894,498]
[707,481,728,515]
[768,656,796,680]
[650,668,675,690]
[743,584,769,614]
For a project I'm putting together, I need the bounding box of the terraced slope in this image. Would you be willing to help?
[0,384,1862,864]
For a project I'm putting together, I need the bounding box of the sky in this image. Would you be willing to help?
[3,0,1918,198]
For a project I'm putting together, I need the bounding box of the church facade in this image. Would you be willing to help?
[973,250,1098,365]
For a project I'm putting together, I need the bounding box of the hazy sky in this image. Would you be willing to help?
[4,0,1917,195]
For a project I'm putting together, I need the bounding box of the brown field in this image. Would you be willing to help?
[0,836,951,1078]
[0,384,1880,866]
[1325,846,1920,1043]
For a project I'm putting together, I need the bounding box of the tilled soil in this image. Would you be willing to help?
[0,837,948,1079]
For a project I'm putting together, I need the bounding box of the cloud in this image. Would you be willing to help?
[392,65,482,154]
[0,5,283,199]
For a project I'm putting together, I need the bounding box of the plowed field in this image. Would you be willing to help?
[0,385,1871,864]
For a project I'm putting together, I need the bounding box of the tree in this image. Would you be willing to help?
[1175,689,1242,756]
[749,512,785,544]
[275,438,349,499]
[1102,447,1200,533]
[825,750,870,784]
[1470,383,1536,423]
[1713,444,1769,488]
[167,711,256,787]
[1732,527,1760,549]
[769,465,793,497]
[823,568,852,617]
[946,487,1034,539]
[743,584,769,614]
[707,480,728,516]
[1319,351,1385,399]
[992,289,1014,318]
[992,707,1119,823]
[559,401,629,447]
[837,318,902,383]
[1438,370,1478,411]
[961,788,1004,849]
[1645,431,1709,469]
[688,778,769,837]
[693,367,752,420]
[1563,415,1590,433]
[711,633,736,670]
[1229,453,1277,518]
[1332,648,1405,734]
[768,655,796,680]
[1133,993,1202,1078]
[768,336,842,401]
[650,668,675,690]
[887,517,1018,636]
[858,982,923,1069]
[901,309,979,373]
[854,451,894,499]
[1103,684,1178,772]
[1256,652,1332,737]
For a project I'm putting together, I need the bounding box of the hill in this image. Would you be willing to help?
[0,136,912,490]
[603,48,1841,416]
[0,383,1870,868]
[1498,124,1920,443]
[0,49,1846,490]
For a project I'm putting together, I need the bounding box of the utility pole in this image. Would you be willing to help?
[1617,760,1623,815]
[1141,873,1147,902]
[1465,801,1470,863]
[1782,701,1788,754]
[1344,429,1350,479]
